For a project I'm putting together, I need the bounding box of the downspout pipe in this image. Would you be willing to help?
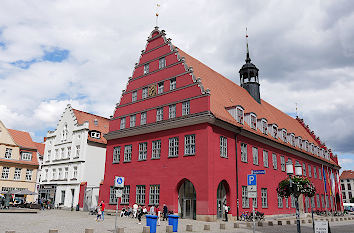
[235,133,239,220]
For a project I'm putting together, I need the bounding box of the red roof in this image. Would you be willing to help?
[72,109,110,144]
[340,170,354,180]
[8,129,37,149]
[178,48,337,166]
[34,142,45,156]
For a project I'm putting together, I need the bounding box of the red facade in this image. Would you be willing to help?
[99,27,342,220]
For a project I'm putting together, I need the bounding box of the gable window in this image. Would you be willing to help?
[156,107,163,121]
[250,114,257,130]
[21,152,32,161]
[140,112,147,125]
[282,129,287,142]
[121,185,130,204]
[298,137,303,148]
[136,185,146,205]
[280,156,285,171]
[236,107,244,124]
[170,78,176,90]
[261,119,267,134]
[220,136,228,158]
[144,64,149,74]
[14,168,21,180]
[149,185,160,205]
[132,91,137,102]
[182,101,190,116]
[272,153,277,170]
[152,140,161,159]
[241,143,248,162]
[130,115,136,127]
[25,169,33,181]
[120,117,126,129]
[139,142,148,161]
[272,125,278,138]
[113,146,120,163]
[124,145,132,162]
[62,123,68,141]
[290,134,295,146]
[1,167,10,179]
[184,134,195,156]
[159,57,166,69]
[252,147,259,165]
[168,137,179,157]
[46,150,51,162]
[4,148,12,158]
[158,82,164,94]
[169,104,176,119]
[263,150,269,168]
[142,87,148,99]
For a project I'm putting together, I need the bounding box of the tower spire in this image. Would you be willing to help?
[245,27,251,63]
[155,3,160,27]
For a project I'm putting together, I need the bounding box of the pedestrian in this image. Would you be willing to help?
[96,205,102,221]
[150,205,155,215]
[133,203,138,218]
[223,202,228,222]
[156,205,161,226]
[120,207,126,217]
[163,204,168,221]
[99,201,105,221]
[137,205,143,224]
[143,206,147,214]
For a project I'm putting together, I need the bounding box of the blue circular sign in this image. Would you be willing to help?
[117,177,123,184]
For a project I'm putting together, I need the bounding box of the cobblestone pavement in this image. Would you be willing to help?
[1,210,354,233]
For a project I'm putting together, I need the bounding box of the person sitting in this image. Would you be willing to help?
[120,207,126,217]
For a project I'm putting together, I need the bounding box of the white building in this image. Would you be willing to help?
[39,104,109,210]
[340,170,354,203]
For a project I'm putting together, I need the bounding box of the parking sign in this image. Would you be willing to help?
[247,174,257,186]
[114,176,124,188]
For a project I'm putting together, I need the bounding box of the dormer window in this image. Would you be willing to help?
[289,134,295,146]
[310,143,314,154]
[259,119,267,134]
[297,136,302,148]
[319,149,324,157]
[90,131,101,139]
[144,63,149,74]
[305,141,309,152]
[271,124,278,138]
[281,129,287,142]
[236,107,244,124]
[249,113,257,130]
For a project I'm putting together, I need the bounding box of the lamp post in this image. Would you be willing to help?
[286,159,302,233]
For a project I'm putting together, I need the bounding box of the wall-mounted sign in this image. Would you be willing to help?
[148,84,157,97]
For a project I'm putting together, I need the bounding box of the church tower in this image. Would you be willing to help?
[239,33,261,103]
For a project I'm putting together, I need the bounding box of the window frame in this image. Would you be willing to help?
[136,185,146,205]
[168,137,179,157]
[132,91,137,102]
[272,153,277,170]
[159,57,166,69]
[152,140,161,159]
[124,145,132,162]
[138,142,148,161]
[130,114,136,127]
[149,184,160,205]
[144,63,149,74]
[261,188,268,208]
[170,78,176,90]
[140,112,147,125]
[142,87,148,99]
[263,150,269,168]
[120,117,126,129]
[220,136,228,158]
[182,101,190,116]
[241,143,248,163]
[156,107,163,121]
[169,104,176,119]
[113,146,121,164]
[184,134,196,156]
[158,82,164,94]
[252,147,259,165]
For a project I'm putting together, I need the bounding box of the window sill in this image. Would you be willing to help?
[138,159,147,162]
[123,161,131,163]
[70,178,78,181]
[151,157,160,160]
[168,155,178,158]
[184,154,195,157]
[220,156,228,159]
[112,162,120,164]
[241,161,248,163]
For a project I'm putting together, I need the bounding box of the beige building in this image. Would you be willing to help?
[0,120,40,202]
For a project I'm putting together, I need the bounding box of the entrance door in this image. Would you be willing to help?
[178,180,196,219]
[217,182,227,219]
[71,189,75,208]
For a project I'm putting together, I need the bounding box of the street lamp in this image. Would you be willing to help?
[286,159,302,233]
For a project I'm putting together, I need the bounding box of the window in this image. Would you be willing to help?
[184,135,195,155]
[25,169,33,181]
[14,168,21,180]
[321,195,325,208]
[1,167,10,179]
[120,117,126,129]
[349,192,353,199]
[4,148,12,158]
[47,150,51,162]
[130,115,136,127]
[58,168,62,180]
[110,187,118,204]
[67,147,71,158]
[124,145,132,162]
[314,166,317,178]
[308,165,312,177]
[272,125,278,138]
[144,64,149,74]
[291,195,296,208]
[242,186,249,208]
[156,107,163,121]
[136,185,146,205]
[241,143,247,162]
[61,148,64,159]
[311,196,315,209]
[348,183,352,190]
[342,184,345,191]
[316,194,320,208]
[303,163,307,176]
[280,156,285,171]
[44,169,48,181]
[182,101,190,116]
[121,186,130,204]
[250,114,257,130]
[272,153,277,169]
[90,131,101,139]
[342,192,346,200]
[285,197,289,208]
[21,152,32,161]
[263,150,268,168]
[52,169,57,180]
[113,146,120,163]
[159,57,166,69]
[252,197,257,208]
[55,149,59,160]
[220,136,228,158]
[139,142,148,161]
[170,78,176,90]
[325,195,329,208]
[140,112,147,125]
[236,107,244,124]
[252,147,258,165]
[168,137,179,157]
[318,167,322,180]
[169,104,176,119]
[142,87,148,99]
[62,123,68,141]
[261,188,268,208]
[261,120,267,134]
[282,130,287,143]
[278,195,283,208]
[73,166,78,179]
[152,140,161,159]
[64,167,68,180]
[158,82,164,94]
[149,185,160,205]
[132,91,137,102]
[75,145,80,158]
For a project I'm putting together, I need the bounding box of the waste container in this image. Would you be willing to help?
[168,215,179,232]
[146,215,158,233]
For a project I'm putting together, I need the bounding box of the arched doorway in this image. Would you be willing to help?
[217,180,229,219]
[178,179,196,219]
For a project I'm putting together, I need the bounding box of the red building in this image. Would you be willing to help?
[99,27,342,221]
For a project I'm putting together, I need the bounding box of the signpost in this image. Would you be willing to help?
[314,221,329,233]
[247,174,257,233]
[114,176,124,232]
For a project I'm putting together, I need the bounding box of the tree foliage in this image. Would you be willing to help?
[276,176,316,198]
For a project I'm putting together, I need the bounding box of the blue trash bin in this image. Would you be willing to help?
[168,215,179,232]
[146,215,158,233]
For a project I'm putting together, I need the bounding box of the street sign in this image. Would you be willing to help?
[116,189,123,198]
[247,185,257,192]
[247,174,257,186]
[252,170,266,175]
[314,221,328,233]
[114,176,125,188]
[247,192,257,198]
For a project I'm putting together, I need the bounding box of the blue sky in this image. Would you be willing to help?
[0,0,353,172]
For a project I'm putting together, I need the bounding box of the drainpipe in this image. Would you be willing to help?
[235,133,239,220]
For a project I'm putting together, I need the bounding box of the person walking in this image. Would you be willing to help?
[223,203,228,222]
[96,204,102,221]
[100,201,105,221]
[133,203,138,218]
[137,205,143,224]
[150,205,155,215]
[163,204,168,221]
[156,205,161,226]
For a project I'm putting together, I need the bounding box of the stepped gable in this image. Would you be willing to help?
[178,48,337,166]
[72,109,109,144]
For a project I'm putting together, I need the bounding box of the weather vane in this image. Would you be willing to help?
[155,2,160,27]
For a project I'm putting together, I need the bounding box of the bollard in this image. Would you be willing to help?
[335,218,339,221]
[277,220,283,225]
[286,220,291,225]
[293,220,297,224]
[166,225,173,233]
[344,217,347,221]
[220,223,226,230]
[340,218,343,221]
[246,222,252,228]
[49,230,58,233]
[268,221,273,226]
[301,219,305,224]
[115,228,124,233]
[330,218,334,222]
[307,219,312,223]
[6,231,16,233]
[142,226,150,233]
[204,224,210,230]
[186,224,193,232]
[234,222,239,228]
[85,229,94,233]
